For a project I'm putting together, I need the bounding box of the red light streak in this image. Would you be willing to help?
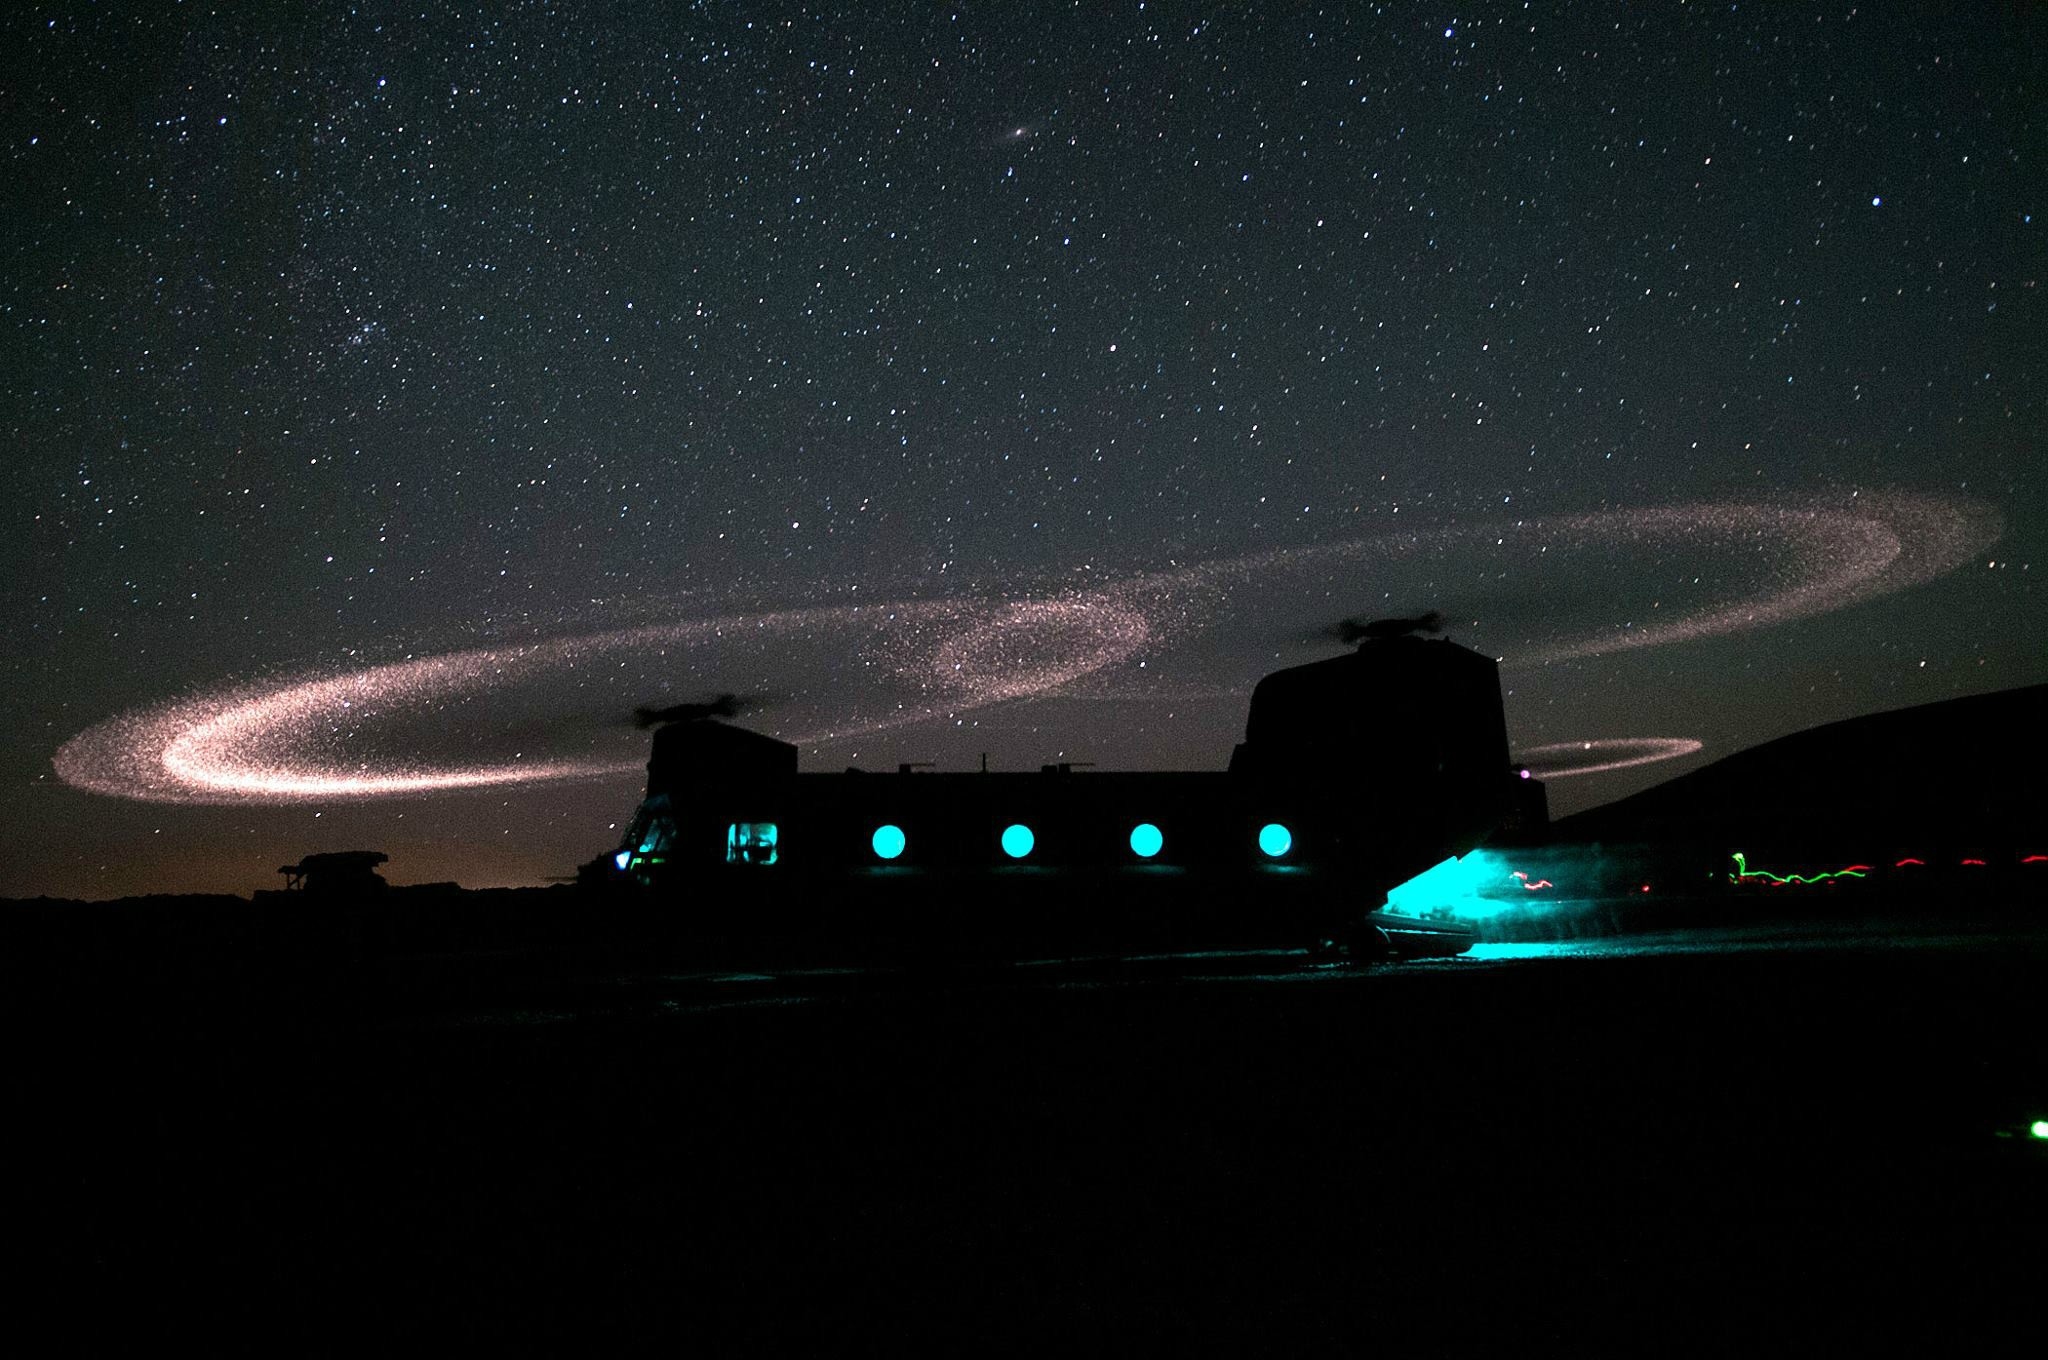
[1510,871,1554,891]
[1894,857,1925,867]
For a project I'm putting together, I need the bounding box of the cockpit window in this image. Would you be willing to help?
[725,822,779,865]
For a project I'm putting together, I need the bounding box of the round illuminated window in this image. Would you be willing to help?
[871,824,907,861]
[1129,823,1164,859]
[1258,823,1293,858]
[1000,823,1035,859]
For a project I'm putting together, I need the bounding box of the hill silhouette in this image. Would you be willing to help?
[1557,683,2045,846]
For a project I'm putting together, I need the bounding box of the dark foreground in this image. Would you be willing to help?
[14,903,2045,1351]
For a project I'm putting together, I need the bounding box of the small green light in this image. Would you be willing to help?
[1001,823,1035,859]
[2031,1119,2048,1141]
[871,824,906,860]
[1129,822,1164,858]
[1258,823,1292,858]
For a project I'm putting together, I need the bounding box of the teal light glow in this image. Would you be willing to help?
[1381,850,1553,922]
[1258,823,1292,858]
[871,824,906,860]
[613,850,631,871]
[1129,822,1164,858]
[1001,823,1035,858]
[1385,855,1485,919]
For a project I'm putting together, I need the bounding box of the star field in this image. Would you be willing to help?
[4,3,2040,896]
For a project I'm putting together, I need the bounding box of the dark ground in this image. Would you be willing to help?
[12,902,2044,1352]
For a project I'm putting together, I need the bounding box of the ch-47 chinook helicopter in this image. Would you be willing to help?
[587,614,1542,963]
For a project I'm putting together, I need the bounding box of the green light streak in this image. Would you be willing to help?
[2031,1120,2048,1141]
[1727,852,1869,886]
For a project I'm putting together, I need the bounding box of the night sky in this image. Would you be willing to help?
[6,3,2041,899]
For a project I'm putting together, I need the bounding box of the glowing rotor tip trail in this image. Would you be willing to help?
[53,594,1155,805]
[1516,737,1704,779]
[52,490,1997,805]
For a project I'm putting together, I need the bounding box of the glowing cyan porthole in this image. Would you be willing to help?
[1258,823,1293,858]
[1000,823,1036,859]
[1129,822,1164,859]
[871,824,907,861]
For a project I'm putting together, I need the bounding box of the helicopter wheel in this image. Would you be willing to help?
[1346,924,1395,963]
